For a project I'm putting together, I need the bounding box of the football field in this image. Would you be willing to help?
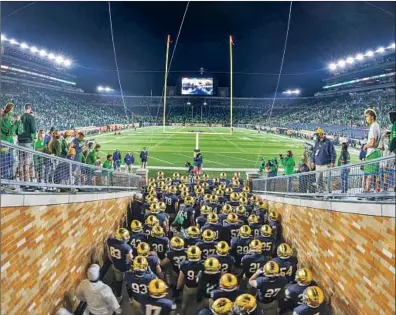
[93,126,358,176]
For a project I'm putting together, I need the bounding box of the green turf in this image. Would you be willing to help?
[92,126,359,177]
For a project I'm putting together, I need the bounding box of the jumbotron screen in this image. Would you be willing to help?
[181,77,214,95]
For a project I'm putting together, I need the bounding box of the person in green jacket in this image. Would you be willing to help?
[280,150,295,192]
[389,111,396,153]
[259,157,266,176]
[102,154,113,186]
[33,130,45,182]
[86,144,101,185]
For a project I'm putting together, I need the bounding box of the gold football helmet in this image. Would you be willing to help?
[239,192,248,199]
[220,172,227,179]
[226,213,239,224]
[263,261,280,277]
[165,177,172,185]
[180,191,189,199]
[196,187,205,196]
[137,242,151,256]
[260,225,272,237]
[170,236,185,250]
[249,239,262,253]
[156,201,166,212]
[239,225,252,238]
[169,186,177,194]
[225,187,233,196]
[247,214,259,225]
[181,175,188,184]
[130,220,143,232]
[303,286,325,308]
[230,192,239,201]
[184,196,195,206]
[172,172,180,180]
[219,183,226,191]
[277,243,293,259]
[236,205,246,217]
[151,225,165,238]
[216,241,230,256]
[202,182,210,190]
[295,268,313,286]
[194,175,200,183]
[222,204,233,214]
[210,195,219,203]
[201,205,213,215]
[215,189,224,197]
[148,279,168,298]
[256,200,266,209]
[211,298,233,315]
[186,245,201,262]
[157,171,164,177]
[242,185,250,193]
[268,210,280,221]
[147,196,158,204]
[133,256,148,271]
[148,177,156,184]
[145,215,159,227]
[202,174,209,181]
[207,213,219,224]
[204,194,212,202]
[239,197,248,206]
[149,203,160,214]
[161,184,169,193]
[187,226,200,238]
[249,194,258,204]
[220,273,238,290]
[204,257,221,273]
[233,294,257,313]
[202,229,216,242]
[232,180,240,188]
[115,228,130,241]
[212,177,220,184]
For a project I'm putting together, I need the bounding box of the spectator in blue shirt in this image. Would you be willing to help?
[124,151,135,173]
[113,149,122,171]
[140,148,148,169]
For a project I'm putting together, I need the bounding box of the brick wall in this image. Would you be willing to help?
[261,198,395,315]
[1,194,132,315]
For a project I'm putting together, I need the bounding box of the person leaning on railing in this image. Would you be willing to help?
[338,142,351,193]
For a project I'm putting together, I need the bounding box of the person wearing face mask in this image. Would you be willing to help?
[362,109,381,193]
[280,151,295,192]
[338,142,350,193]
[297,153,310,193]
[311,128,336,193]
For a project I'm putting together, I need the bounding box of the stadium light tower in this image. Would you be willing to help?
[97,86,114,93]
[20,42,29,49]
[1,34,7,41]
[283,89,300,96]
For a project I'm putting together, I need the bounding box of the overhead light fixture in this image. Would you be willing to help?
[346,56,354,64]
[20,42,29,49]
[30,46,38,53]
[328,63,337,71]
[355,53,364,61]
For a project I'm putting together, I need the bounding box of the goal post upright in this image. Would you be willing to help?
[163,35,171,132]
[229,35,233,135]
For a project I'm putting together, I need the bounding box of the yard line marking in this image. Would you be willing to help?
[213,153,256,164]
[149,156,175,165]
[173,153,229,167]
[209,127,244,153]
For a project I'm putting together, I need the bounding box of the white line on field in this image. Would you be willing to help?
[213,153,256,163]
[209,127,244,153]
[172,152,229,166]
[149,156,175,165]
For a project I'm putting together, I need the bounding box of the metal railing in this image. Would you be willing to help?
[252,155,396,199]
[0,141,141,192]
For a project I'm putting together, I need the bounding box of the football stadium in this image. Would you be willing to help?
[0,1,395,315]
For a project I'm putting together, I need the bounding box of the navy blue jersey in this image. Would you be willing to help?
[269,220,281,241]
[249,223,262,238]
[255,276,288,304]
[149,236,169,260]
[180,206,196,229]
[226,201,239,207]
[208,202,222,213]
[208,254,235,274]
[201,223,223,241]
[256,235,276,257]
[272,256,298,283]
[196,271,221,301]
[230,237,253,268]
[143,224,155,236]
[293,303,328,315]
[280,281,318,311]
[196,241,218,260]
[165,249,187,273]
[163,193,179,214]
[141,296,177,315]
[245,205,254,216]
[232,187,242,193]
[219,178,230,185]
[238,216,249,226]
[254,210,267,225]
[157,212,169,227]
[197,309,213,315]
[241,253,268,279]
[172,179,181,186]
[107,238,133,272]
[124,271,157,302]
[184,237,200,248]
[218,213,228,225]
[223,222,242,241]
[129,232,149,256]
[146,254,160,273]
[180,260,204,288]
[196,215,208,229]
[211,288,243,302]
[128,200,145,223]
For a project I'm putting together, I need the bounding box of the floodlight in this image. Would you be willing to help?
[104,87,111,92]
[55,56,64,64]
[294,89,300,94]
[376,47,385,53]
[9,39,19,45]
[48,53,55,60]
[30,46,38,53]
[366,50,374,57]
[337,60,346,67]
[39,49,47,57]
[97,86,104,92]
[328,63,337,71]
[390,43,396,49]
[187,102,191,105]
[203,102,207,105]
[346,56,354,64]
[64,59,72,67]
[355,53,364,61]
[1,34,7,41]
[20,42,29,49]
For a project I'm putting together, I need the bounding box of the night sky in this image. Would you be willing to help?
[2,1,395,97]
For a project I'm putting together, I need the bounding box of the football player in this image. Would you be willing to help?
[226,192,240,207]
[249,261,288,315]
[219,172,230,185]
[179,196,197,230]
[107,228,134,302]
[136,242,163,278]
[149,225,169,261]
[224,187,233,202]
[272,243,298,283]
[162,186,179,221]
[197,229,218,260]
[240,240,268,291]
[156,202,170,234]
[210,273,243,306]
[231,179,242,193]
[218,204,233,225]
[196,205,213,229]
[247,214,261,238]
[197,257,222,309]
[127,193,144,225]
[184,226,201,247]
[177,246,204,315]
[268,210,282,244]
[256,225,276,258]
[209,194,222,213]
[124,256,157,313]
[210,177,220,190]
[230,225,253,276]
[209,241,235,274]
[292,286,327,315]
[162,236,187,297]
[236,205,249,225]
[254,200,268,225]
[197,297,233,315]
[172,172,181,185]
[201,213,223,241]
[129,220,149,256]
[279,268,317,315]
[141,279,177,315]
[143,215,159,236]
[233,294,259,315]
[223,213,242,243]
[239,197,253,216]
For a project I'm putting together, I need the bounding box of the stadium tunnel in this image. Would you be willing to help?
[1,189,394,315]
